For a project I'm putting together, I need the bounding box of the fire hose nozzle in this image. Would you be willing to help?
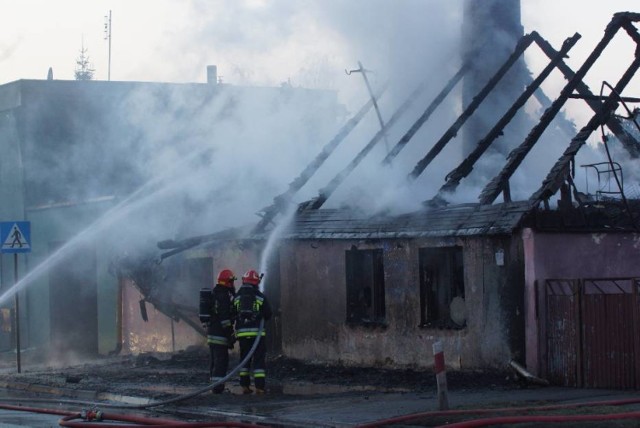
[81,408,103,421]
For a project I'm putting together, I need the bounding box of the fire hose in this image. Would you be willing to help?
[0,320,266,426]
[0,403,260,427]
[356,396,640,428]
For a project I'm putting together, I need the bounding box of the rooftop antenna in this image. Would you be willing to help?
[104,10,112,81]
[346,61,389,153]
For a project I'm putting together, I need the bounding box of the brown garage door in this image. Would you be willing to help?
[545,278,640,389]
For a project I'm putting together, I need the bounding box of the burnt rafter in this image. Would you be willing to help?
[252,83,388,233]
[407,32,536,181]
[532,32,640,158]
[381,64,469,165]
[433,33,581,201]
[534,88,577,140]
[436,27,640,202]
[302,64,469,212]
[300,80,429,211]
[479,12,640,205]
[530,56,640,206]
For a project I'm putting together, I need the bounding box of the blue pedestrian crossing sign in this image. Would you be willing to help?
[0,221,31,254]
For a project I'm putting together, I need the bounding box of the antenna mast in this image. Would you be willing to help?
[104,10,112,81]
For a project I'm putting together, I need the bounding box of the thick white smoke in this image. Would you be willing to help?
[2,0,639,259]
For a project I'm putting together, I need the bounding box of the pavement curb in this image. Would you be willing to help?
[0,380,153,405]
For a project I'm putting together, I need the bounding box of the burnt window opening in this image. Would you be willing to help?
[419,246,466,329]
[345,248,385,326]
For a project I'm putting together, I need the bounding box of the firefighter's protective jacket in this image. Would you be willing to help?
[233,284,272,338]
[206,285,236,346]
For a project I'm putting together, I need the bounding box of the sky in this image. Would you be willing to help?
[0,0,638,131]
[1,1,638,102]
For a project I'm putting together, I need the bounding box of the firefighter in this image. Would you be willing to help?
[206,269,237,394]
[234,269,272,394]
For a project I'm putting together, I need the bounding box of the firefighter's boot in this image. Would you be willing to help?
[242,386,253,394]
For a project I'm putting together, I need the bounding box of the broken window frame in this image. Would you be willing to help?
[419,246,466,330]
[345,248,386,327]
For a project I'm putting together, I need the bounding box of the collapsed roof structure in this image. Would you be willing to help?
[154,11,640,259]
[119,12,640,385]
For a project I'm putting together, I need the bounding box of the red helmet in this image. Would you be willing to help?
[242,270,262,286]
[217,269,236,287]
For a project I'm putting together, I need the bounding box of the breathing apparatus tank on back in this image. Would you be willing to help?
[199,288,213,324]
[199,269,237,324]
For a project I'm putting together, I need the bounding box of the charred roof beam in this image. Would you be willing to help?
[381,64,469,165]
[252,83,388,233]
[621,19,640,46]
[529,56,640,205]
[430,33,581,204]
[479,12,640,205]
[568,94,640,103]
[434,27,640,204]
[532,31,640,158]
[534,88,577,138]
[156,225,244,260]
[300,81,429,211]
[408,32,536,181]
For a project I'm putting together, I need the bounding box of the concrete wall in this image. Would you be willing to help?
[25,200,119,355]
[278,235,524,369]
[522,228,640,375]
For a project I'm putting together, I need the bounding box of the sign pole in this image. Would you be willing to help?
[14,253,20,373]
[0,221,31,374]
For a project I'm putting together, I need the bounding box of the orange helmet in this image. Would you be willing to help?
[217,269,236,287]
[242,270,262,286]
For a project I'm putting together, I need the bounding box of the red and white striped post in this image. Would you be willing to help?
[432,341,449,410]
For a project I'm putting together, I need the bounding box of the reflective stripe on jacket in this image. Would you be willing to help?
[207,334,229,345]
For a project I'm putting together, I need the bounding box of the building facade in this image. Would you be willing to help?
[0,77,340,360]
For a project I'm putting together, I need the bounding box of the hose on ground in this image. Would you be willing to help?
[356,396,640,428]
[0,403,260,427]
[0,320,264,410]
[439,411,640,428]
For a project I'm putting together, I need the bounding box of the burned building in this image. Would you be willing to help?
[0,3,637,393]
[134,12,640,390]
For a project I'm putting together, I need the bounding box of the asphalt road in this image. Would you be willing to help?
[0,382,638,427]
[0,350,638,427]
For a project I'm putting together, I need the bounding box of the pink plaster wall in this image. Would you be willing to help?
[523,229,640,375]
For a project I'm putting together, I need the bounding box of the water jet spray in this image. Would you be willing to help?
[257,204,297,292]
[0,142,220,308]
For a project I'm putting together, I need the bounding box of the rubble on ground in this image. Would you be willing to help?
[0,346,522,403]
